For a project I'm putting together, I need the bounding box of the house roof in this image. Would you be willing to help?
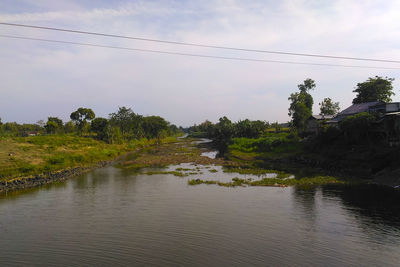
[337,101,382,116]
[310,114,334,120]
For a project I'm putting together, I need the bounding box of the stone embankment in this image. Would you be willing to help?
[0,161,109,193]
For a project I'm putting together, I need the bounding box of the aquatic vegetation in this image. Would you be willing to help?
[175,167,193,171]
[117,138,229,171]
[143,171,189,177]
[223,167,291,177]
[208,169,218,173]
[188,176,346,187]
[188,179,217,185]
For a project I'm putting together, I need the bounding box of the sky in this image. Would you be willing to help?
[0,0,399,127]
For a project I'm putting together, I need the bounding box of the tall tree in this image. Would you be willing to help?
[288,79,315,132]
[319,98,340,116]
[70,108,95,133]
[352,76,395,104]
[141,116,169,139]
[212,116,235,154]
[109,107,142,139]
[91,117,109,141]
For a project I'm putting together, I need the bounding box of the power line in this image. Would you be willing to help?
[1,34,400,70]
[0,22,399,64]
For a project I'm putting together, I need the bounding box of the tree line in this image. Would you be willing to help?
[0,106,182,143]
[188,117,272,153]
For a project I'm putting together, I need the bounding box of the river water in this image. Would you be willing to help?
[1,163,400,266]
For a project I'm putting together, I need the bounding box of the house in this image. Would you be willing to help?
[22,131,40,137]
[329,101,383,123]
[369,102,400,114]
[327,101,400,145]
[306,114,334,134]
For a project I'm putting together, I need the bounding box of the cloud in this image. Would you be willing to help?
[0,0,399,126]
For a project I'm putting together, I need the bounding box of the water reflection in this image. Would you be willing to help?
[1,166,400,266]
[322,184,400,228]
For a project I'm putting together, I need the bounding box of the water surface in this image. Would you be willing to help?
[1,164,400,266]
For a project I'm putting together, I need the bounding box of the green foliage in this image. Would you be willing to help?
[235,119,266,138]
[70,107,95,133]
[47,117,63,127]
[45,121,59,134]
[229,132,300,154]
[109,126,123,144]
[352,76,395,104]
[271,121,281,132]
[64,121,75,133]
[188,176,344,187]
[319,97,340,115]
[288,79,315,133]
[91,117,109,141]
[340,112,376,144]
[141,116,170,139]
[109,107,143,139]
[211,116,235,154]
[45,117,64,134]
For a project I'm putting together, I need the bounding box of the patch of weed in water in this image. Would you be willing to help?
[143,171,188,177]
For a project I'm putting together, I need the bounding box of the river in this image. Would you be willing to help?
[1,162,400,266]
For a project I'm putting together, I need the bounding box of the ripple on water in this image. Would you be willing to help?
[1,166,400,266]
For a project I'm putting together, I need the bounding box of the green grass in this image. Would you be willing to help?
[0,134,178,181]
[229,132,300,154]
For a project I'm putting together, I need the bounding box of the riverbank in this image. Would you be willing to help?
[224,134,400,187]
[0,161,108,192]
[0,134,180,192]
[118,136,353,187]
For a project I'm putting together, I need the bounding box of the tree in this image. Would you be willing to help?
[141,116,169,139]
[91,117,109,141]
[0,117,2,126]
[45,121,58,134]
[70,108,95,134]
[64,121,75,133]
[288,79,315,132]
[319,98,340,116]
[235,119,266,138]
[109,107,142,139]
[47,117,63,127]
[272,121,281,132]
[212,116,235,154]
[340,112,375,144]
[352,76,395,104]
[45,117,63,134]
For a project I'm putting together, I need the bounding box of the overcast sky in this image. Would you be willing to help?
[0,0,399,126]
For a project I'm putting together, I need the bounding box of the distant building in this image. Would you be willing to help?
[329,101,383,123]
[22,131,40,137]
[306,114,334,134]
[327,101,400,145]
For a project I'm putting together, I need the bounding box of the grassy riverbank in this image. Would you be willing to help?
[116,137,233,170]
[222,132,400,186]
[0,134,178,181]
